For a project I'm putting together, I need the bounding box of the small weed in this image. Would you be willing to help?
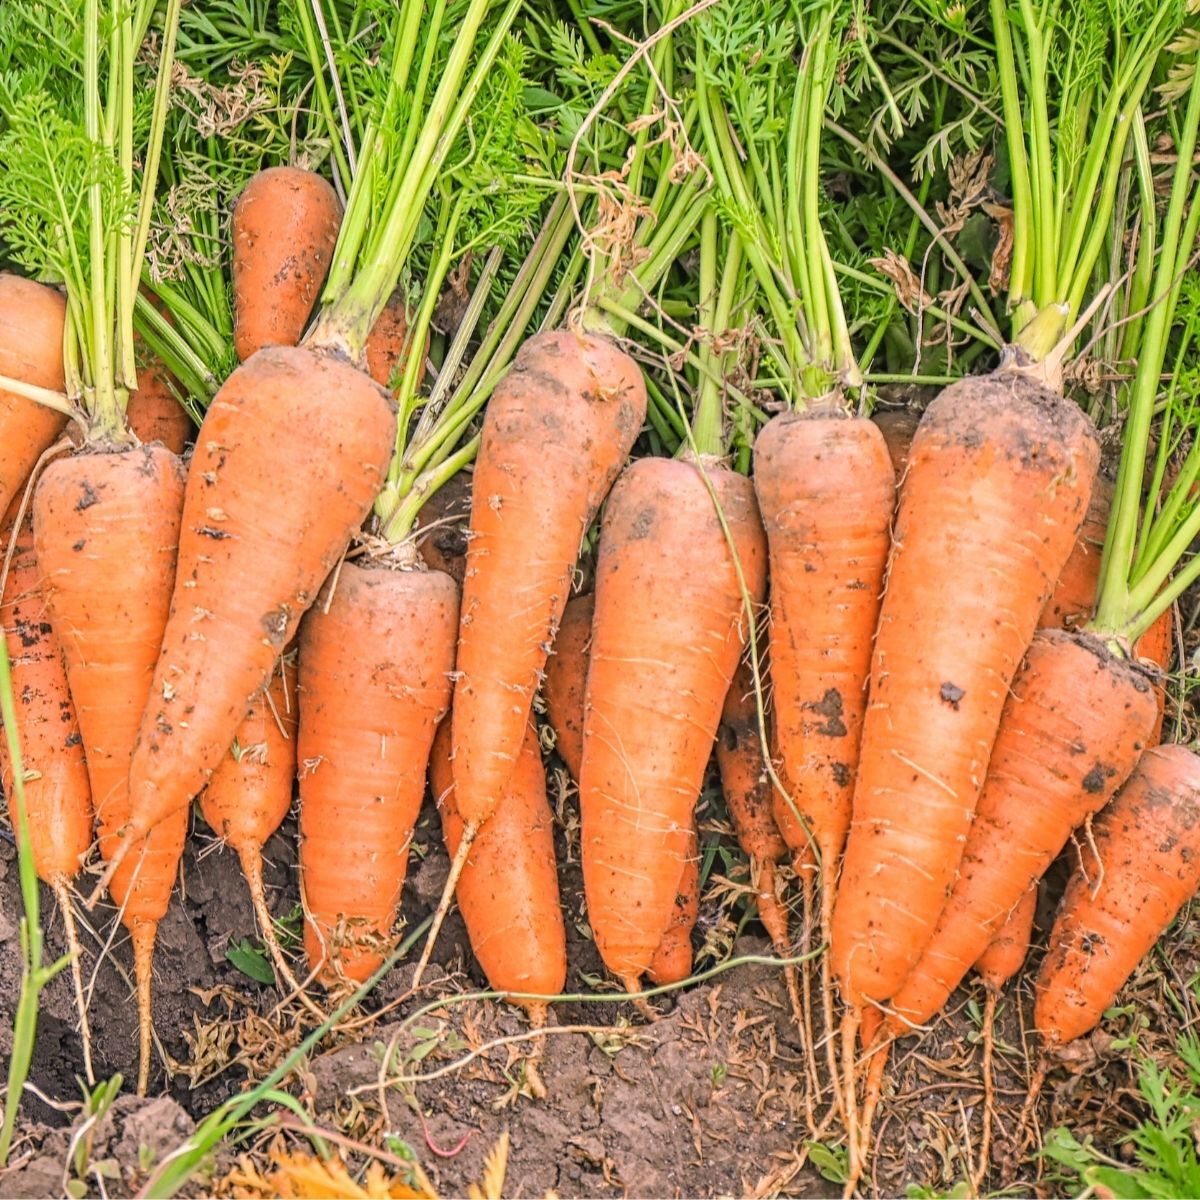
[807,1140,850,1185]
[226,937,275,986]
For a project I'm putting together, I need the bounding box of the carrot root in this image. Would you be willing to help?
[412,825,477,992]
[54,881,94,1087]
[131,919,158,1097]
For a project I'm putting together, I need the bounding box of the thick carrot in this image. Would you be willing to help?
[581,457,767,991]
[872,409,920,480]
[0,274,69,518]
[231,167,343,362]
[198,654,308,1004]
[298,560,458,984]
[715,658,791,957]
[831,379,1098,1008]
[0,506,95,1079]
[33,444,187,1095]
[451,330,646,830]
[542,591,594,781]
[646,827,700,988]
[107,346,395,884]
[1036,743,1200,1045]
[886,628,1156,1032]
[756,413,893,936]
[430,716,566,1004]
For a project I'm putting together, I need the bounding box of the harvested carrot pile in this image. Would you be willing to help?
[2,2,1200,1197]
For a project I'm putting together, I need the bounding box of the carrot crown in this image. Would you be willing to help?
[0,0,181,444]
[990,0,1187,378]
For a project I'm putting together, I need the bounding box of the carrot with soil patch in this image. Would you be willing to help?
[0,508,95,1082]
[0,0,190,1095]
[97,0,530,899]
[430,716,565,1094]
[580,205,768,995]
[198,654,315,1011]
[0,275,71,520]
[231,166,342,362]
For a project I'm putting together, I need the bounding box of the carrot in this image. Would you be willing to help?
[33,445,188,1095]
[830,383,1099,1010]
[452,331,646,826]
[127,348,192,456]
[100,347,395,888]
[0,274,70,519]
[871,408,920,480]
[231,167,342,362]
[1035,744,1200,1046]
[298,561,458,984]
[646,827,700,989]
[198,653,312,1008]
[542,591,594,782]
[581,457,767,993]
[364,290,418,392]
[715,659,791,959]
[885,627,1156,1032]
[0,507,95,1080]
[973,882,1036,1192]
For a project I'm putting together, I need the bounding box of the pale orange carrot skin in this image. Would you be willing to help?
[0,507,92,884]
[542,592,594,781]
[431,717,566,1004]
[886,628,1157,1032]
[0,274,69,518]
[832,376,1099,1008]
[127,356,192,455]
[581,458,767,986]
[452,330,647,829]
[124,345,396,849]
[1036,744,1200,1045]
[232,167,342,361]
[299,562,458,982]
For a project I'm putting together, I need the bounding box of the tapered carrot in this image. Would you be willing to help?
[0,507,95,1080]
[99,347,395,892]
[542,592,594,781]
[33,444,187,1095]
[198,654,312,1009]
[452,331,646,827]
[581,457,767,993]
[715,659,791,958]
[1037,478,1113,632]
[1036,744,1200,1045]
[0,274,69,519]
[886,627,1157,1033]
[231,167,343,362]
[646,828,700,988]
[831,381,1098,1010]
[298,561,458,984]
[432,713,564,1096]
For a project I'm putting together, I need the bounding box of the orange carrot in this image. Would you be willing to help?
[33,444,187,1094]
[104,347,395,887]
[198,653,308,1004]
[1035,744,1200,1046]
[581,457,767,993]
[715,659,791,957]
[231,167,342,362]
[975,882,1036,994]
[451,331,646,833]
[364,290,418,392]
[831,380,1099,1009]
[887,629,1156,1033]
[298,561,458,984]
[0,506,95,1079]
[542,592,594,781]
[430,716,566,1003]
[646,827,700,988]
[0,274,69,518]
[127,349,192,456]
